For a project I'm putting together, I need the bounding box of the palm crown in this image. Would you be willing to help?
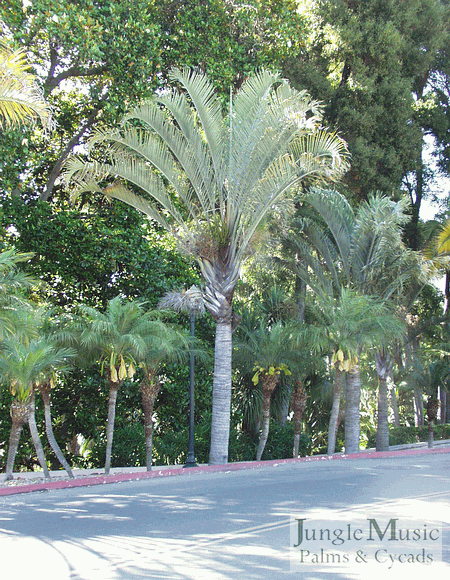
[65,68,350,464]
[66,68,349,317]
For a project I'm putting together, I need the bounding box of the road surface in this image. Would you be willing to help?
[1,452,449,579]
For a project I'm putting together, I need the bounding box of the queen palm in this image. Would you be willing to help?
[65,68,349,463]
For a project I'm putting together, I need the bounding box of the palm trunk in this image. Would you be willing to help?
[256,375,279,461]
[376,375,389,452]
[140,371,161,471]
[428,419,435,448]
[328,369,345,455]
[293,380,308,458]
[209,320,233,465]
[38,384,74,478]
[414,387,424,427]
[390,375,400,428]
[345,363,361,454]
[278,382,292,426]
[27,393,50,478]
[105,376,121,475]
[427,397,440,449]
[375,350,393,452]
[4,400,29,480]
[439,388,446,424]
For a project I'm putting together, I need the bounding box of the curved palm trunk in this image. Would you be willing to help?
[105,376,121,475]
[345,363,361,454]
[256,374,279,461]
[209,319,233,465]
[27,393,50,479]
[328,369,345,455]
[293,380,308,458]
[4,400,29,481]
[140,371,161,471]
[38,383,74,478]
[375,350,393,452]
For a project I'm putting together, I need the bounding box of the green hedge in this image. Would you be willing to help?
[366,424,450,448]
[87,418,311,468]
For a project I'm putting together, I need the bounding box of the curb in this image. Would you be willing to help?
[2,445,450,497]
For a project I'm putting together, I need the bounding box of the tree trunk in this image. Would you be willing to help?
[428,420,435,448]
[140,371,161,472]
[345,364,361,454]
[439,388,446,424]
[427,397,440,449]
[293,380,308,458]
[375,350,393,452]
[4,400,29,480]
[27,393,50,478]
[414,387,424,427]
[105,377,121,475]
[389,372,400,428]
[38,384,74,478]
[278,381,292,426]
[256,375,279,461]
[209,320,233,465]
[328,370,345,455]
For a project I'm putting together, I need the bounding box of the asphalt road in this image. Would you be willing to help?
[1,453,449,580]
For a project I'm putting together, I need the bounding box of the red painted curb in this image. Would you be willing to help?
[1,445,449,497]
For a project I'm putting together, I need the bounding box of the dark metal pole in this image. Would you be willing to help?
[184,311,197,467]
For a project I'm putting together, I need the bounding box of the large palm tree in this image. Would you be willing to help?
[282,190,413,452]
[65,68,349,463]
[0,41,50,128]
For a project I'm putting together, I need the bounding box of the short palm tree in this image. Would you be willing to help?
[235,320,298,460]
[0,41,50,128]
[306,289,405,454]
[0,335,74,480]
[65,68,349,464]
[77,296,165,474]
[139,322,191,471]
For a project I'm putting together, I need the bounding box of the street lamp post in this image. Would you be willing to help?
[159,285,205,468]
[185,309,197,467]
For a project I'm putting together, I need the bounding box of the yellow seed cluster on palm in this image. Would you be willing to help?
[331,349,358,372]
[105,353,136,383]
[252,363,292,385]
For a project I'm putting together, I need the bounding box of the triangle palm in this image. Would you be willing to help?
[283,190,413,452]
[65,68,349,464]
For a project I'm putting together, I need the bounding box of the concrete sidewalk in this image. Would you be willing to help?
[2,439,450,497]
